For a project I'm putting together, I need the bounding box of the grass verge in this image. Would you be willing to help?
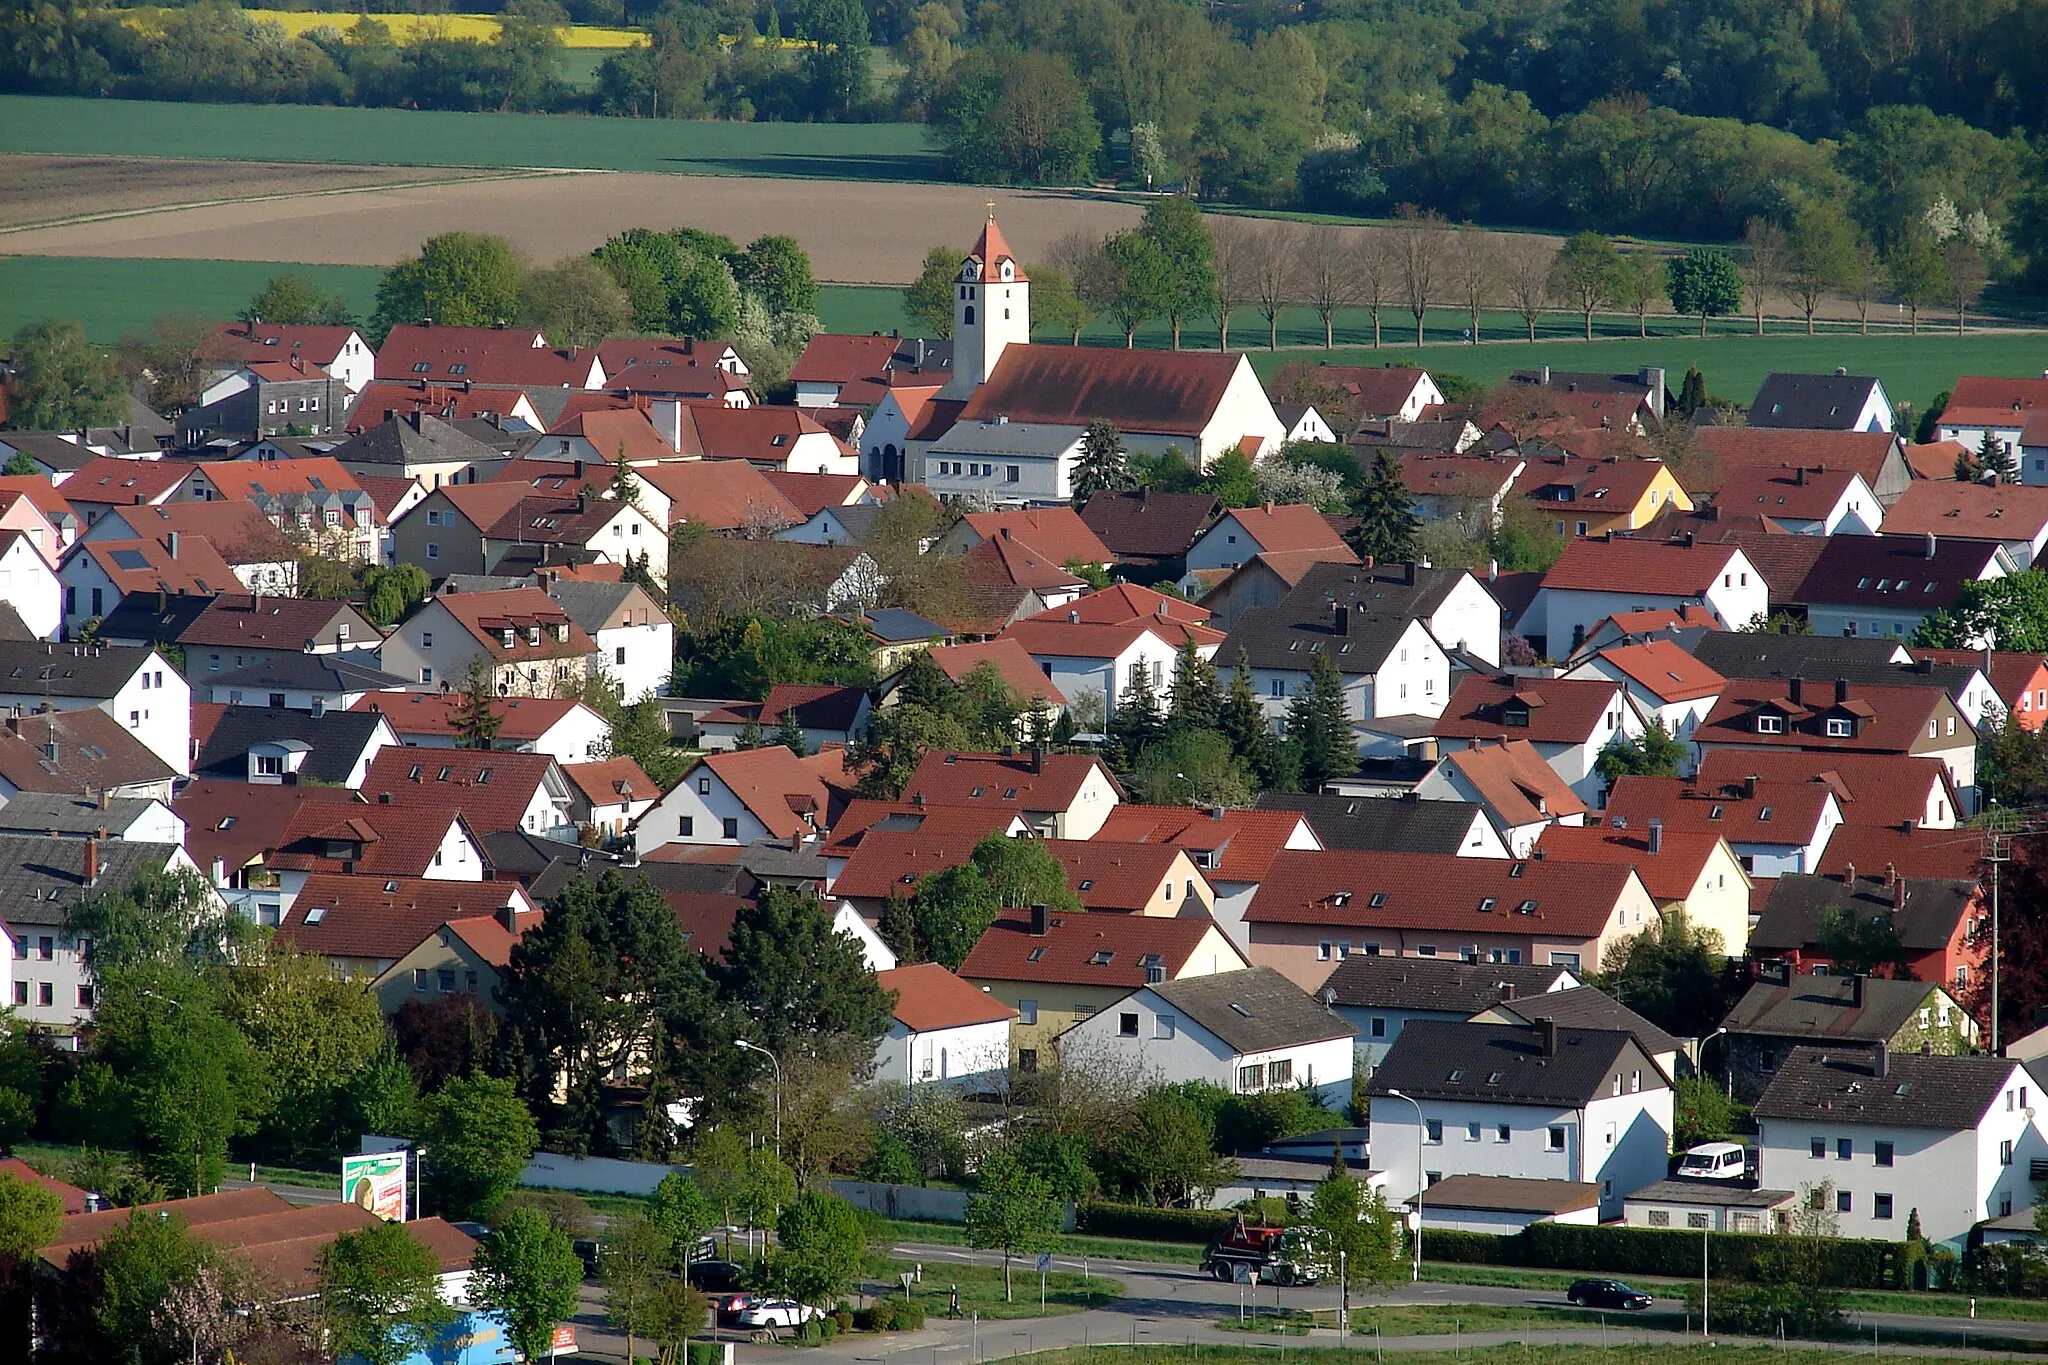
[1216,1304,1690,1337]
[1017,1346,1988,1365]
[873,1217,1203,1266]
[868,1256,1119,1320]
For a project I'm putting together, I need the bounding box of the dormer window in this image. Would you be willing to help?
[1502,705,1530,727]
[1756,714,1784,734]
[1477,896,1497,912]
[501,628,516,647]
[527,625,541,645]
[1826,718,1852,737]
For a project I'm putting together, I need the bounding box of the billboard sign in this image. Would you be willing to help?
[342,1150,408,1222]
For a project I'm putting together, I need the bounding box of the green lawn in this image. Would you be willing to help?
[870,1216,1204,1266]
[869,1256,1119,1320]
[0,255,383,342]
[0,93,940,179]
[1217,1303,1689,1337]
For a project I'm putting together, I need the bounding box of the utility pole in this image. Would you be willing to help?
[1986,818,2014,1054]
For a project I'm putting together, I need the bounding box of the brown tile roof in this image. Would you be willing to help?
[961,531,1087,597]
[1815,824,1986,880]
[632,459,803,531]
[350,692,591,742]
[42,1188,292,1266]
[960,346,1240,437]
[1694,749,1956,828]
[432,587,594,662]
[0,476,76,525]
[903,750,1109,816]
[375,325,595,387]
[877,961,1018,1031]
[0,708,176,794]
[1301,365,1432,418]
[345,380,539,431]
[1437,739,1588,824]
[762,471,867,517]
[107,501,302,567]
[1031,582,1210,627]
[1534,822,1737,902]
[191,456,362,503]
[176,594,365,650]
[823,798,1018,856]
[1685,428,1901,493]
[1077,489,1223,560]
[959,906,1236,986]
[1216,503,1350,556]
[0,1157,90,1214]
[564,757,655,807]
[1398,453,1523,498]
[70,532,239,598]
[693,746,834,840]
[1904,440,1970,480]
[1714,464,1869,521]
[206,321,360,368]
[361,747,560,836]
[1720,533,1829,601]
[547,407,676,464]
[791,333,902,386]
[999,616,1219,661]
[431,480,531,534]
[268,804,479,877]
[1513,452,1665,506]
[60,455,198,507]
[1603,774,1836,844]
[174,778,357,876]
[828,827,989,900]
[1937,375,2048,430]
[922,639,1066,706]
[353,474,423,524]
[275,874,529,961]
[1434,674,1624,746]
[1879,479,2048,542]
[1793,534,2005,610]
[1913,648,2048,714]
[1540,536,1742,596]
[1042,838,1195,911]
[1092,804,1313,883]
[481,493,632,547]
[962,507,1114,566]
[682,404,843,465]
[668,890,750,957]
[1245,848,1635,938]
[1696,679,1951,756]
[596,338,749,396]
[1593,639,1725,702]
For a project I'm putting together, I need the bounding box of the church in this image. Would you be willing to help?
[859,214,1287,502]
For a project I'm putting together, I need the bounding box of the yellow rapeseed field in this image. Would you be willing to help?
[122,7,647,48]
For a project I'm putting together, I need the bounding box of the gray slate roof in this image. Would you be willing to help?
[1751,872,1977,955]
[1145,966,1357,1054]
[95,593,217,649]
[192,706,390,784]
[1255,792,1484,854]
[328,412,504,469]
[546,579,639,635]
[1321,956,1577,1012]
[1366,1019,1654,1106]
[0,793,164,836]
[1488,985,1683,1061]
[0,642,155,698]
[1748,373,1885,430]
[0,836,183,927]
[1627,1180,1795,1209]
[1752,1046,2015,1129]
[1721,975,1946,1042]
[857,608,946,643]
[1692,633,1972,695]
[208,653,411,695]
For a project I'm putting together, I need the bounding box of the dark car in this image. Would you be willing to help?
[687,1260,747,1295]
[1567,1279,1653,1310]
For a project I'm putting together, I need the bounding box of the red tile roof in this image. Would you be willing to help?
[694,746,835,840]
[435,481,533,532]
[1937,376,2048,431]
[877,961,1017,1031]
[1792,534,2005,610]
[1027,582,1210,627]
[1434,675,1625,746]
[681,404,843,465]
[1399,453,1524,498]
[762,471,867,517]
[968,216,1026,281]
[959,906,1236,986]
[267,804,478,878]
[1215,503,1350,556]
[350,692,592,743]
[1913,648,2048,714]
[563,757,655,807]
[0,477,75,525]
[361,748,561,836]
[922,638,1066,706]
[1904,440,1970,481]
[375,325,597,387]
[547,407,676,464]
[345,380,540,431]
[998,616,1219,661]
[961,531,1087,596]
[1593,639,1726,703]
[596,338,749,396]
[431,587,594,662]
[275,874,529,961]
[1513,452,1665,505]
[0,1157,90,1214]
[960,347,1239,437]
[1077,489,1222,560]
[1540,536,1742,596]
[69,532,240,598]
[1878,479,2048,542]
[791,333,902,386]
[632,459,802,531]
[1091,803,1316,884]
[1685,428,1900,493]
[1437,739,1587,825]
[355,475,424,524]
[1300,365,1431,418]
[444,912,527,968]
[60,456,198,506]
[106,501,299,566]
[827,827,988,900]
[1603,774,1836,844]
[1696,680,1951,757]
[174,778,358,878]
[1245,848,1636,938]
[1713,464,1868,521]
[962,508,1113,567]
[1815,824,1985,880]
[1693,749,1957,828]
[206,321,361,368]
[902,750,1110,816]
[191,456,363,504]
[824,798,1019,856]
[1533,822,1735,902]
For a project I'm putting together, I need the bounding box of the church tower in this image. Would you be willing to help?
[940,211,1030,401]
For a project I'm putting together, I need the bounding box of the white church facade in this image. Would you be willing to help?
[872,215,1287,505]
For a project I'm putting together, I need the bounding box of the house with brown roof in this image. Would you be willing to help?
[1712,464,1882,537]
[908,638,1066,709]
[1414,737,1589,856]
[379,586,594,697]
[1529,536,1766,656]
[204,321,375,398]
[1092,803,1322,948]
[901,749,1120,839]
[942,506,1113,568]
[95,501,302,592]
[1000,616,1216,725]
[350,692,608,765]
[265,803,490,911]
[1915,648,2048,731]
[598,336,752,405]
[1243,848,1658,987]
[0,708,177,804]
[375,323,605,389]
[1878,480,2048,570]
[873,961,1016,1090]
[1188,546,1362,631]
[694,682,873,752]
[1563,638,1724,751]
[633,745,840,853]
[1604,773,1844,879]
[955,531,1089,625]
[1077,488,1223,577]
[362,747,577,841]
[1043,839,1216,915]
[959,904,1251,1072]
[58,455,197,528]
[478,493,665,588]
[1792,534,2012,642]
[793,332,949,409]
[631,458,804,533]
[1536,819,1753,954]
[1693,678,1977,808]
[58,531,239,635]
[1184,503,1350,576]
[1933,375,2048,455]
[1815,822,1986,881]
[1693,748,1960,832]
[563,757,656,840]
[1514,452,1691,539]
[1299,365,1445,424]
[0,640,190,776]
[1432,674,1640,803]
[388,480,531,579]
[1400,453,1528,530]
[1684,426,1912,505]
[275,873,534,986]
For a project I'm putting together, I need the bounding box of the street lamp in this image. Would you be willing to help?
[734,1039,782,1154]
[1703,1027,1731,1099]
[1385,1088,1425,1281]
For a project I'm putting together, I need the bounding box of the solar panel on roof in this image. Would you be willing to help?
[110,550,149,571]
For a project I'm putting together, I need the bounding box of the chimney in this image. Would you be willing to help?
[1847,974,1863,1007]
[498,902,520,934]
[1335,605,1350,635]
[1535,1017,1558,1056]
[83,836,99,887]
[1029,902,1051,937]
[1924,532,1937,559]
[1402,561,1415,585]
[1893,876,1907,910]
[1789,676,1804,705]
[1742,774,1758,800]
[1835,678,1849,704]
[210,856,225,885]
[1030,746,1044,775]
[1646,818,1663,854]
[1502,982,1517,1002]
[1795,465,1807,486]
[1068,609,1079,623]
[1844,861,1856,885]
[166,530,180,560]
[97,788,109,811]
[1884,861,1897,888]
[1874,1041,1889,1077]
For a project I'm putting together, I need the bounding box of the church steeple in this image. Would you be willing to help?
[941,208,1030,401]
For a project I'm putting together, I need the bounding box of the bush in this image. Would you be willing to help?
[688,1344,724,1365]
[1074,1202,1239,1242]
[1684,1280,1845,1338]
[1416,1229,1508,1265]
[833,1310,854,1332]
[895,1300,926,1330]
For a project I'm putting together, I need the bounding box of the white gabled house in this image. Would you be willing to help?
[872,962,1015,1091]
[1753,1047,2045,1248]
[1058,966,1359,1111]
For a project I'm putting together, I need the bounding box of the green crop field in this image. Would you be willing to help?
[0,256,384,341]
[0,93,941,180]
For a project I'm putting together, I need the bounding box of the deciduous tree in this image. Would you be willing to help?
[520,254,633,347]
[904,247,967,338]
[1550,232,1622,340]
[244,272,354,326]
[5,318,125,431]
[371,232,525,340]
[1392,211,1450,346]
[422,1073,540,1220]
[772,1190,869,1306]
[470,1205,584,1363]
[1668,247,1745,336]
[318,1222,455,1365]
[965,1150,1061,1300]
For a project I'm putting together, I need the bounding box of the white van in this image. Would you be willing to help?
[1676,1141,1749,1180]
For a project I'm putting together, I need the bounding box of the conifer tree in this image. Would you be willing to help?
[736,716,765,750]
[1219,648,1277,784]
[1676,366,1708,416]
[1110,660,1165,763]
[777,708,807,756]
[1346,451,1419,564]
[451,658,503,750]
[1167,638,1221,733]
[1071,420,1134,505]
[1287,651,1357,789]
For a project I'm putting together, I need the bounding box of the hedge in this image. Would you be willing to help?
[1414,1229,1507,1265]
[1519,1223,1903,1289]
[1075,1203,1241,1242]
